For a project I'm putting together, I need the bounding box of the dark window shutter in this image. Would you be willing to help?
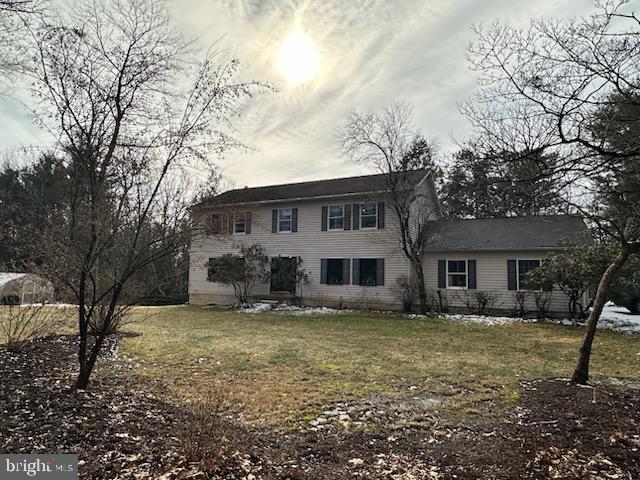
[344,204,351,230]
[377,202,385,229]
[352,203,360,230]
[343,258,351,285]
[467,260,477,289]
[320,259,328,284]
[272,209,278,233]
[507,259,517,290]
[438,260,446,289]
[376,258,385,286]
[207,258,215,281]
[292,208,298,232]
[246,211,252,234]
[352,259,360,285]
[321,206,328,231]
[228,214,234,234]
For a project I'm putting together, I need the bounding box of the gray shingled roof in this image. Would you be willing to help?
[425,216,590,250]
[193,169,430,207]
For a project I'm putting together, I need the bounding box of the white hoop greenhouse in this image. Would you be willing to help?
[0,273,54,305]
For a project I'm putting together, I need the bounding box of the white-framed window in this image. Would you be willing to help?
[517,259,541,290]
[447,260,467,289]
[278,208,292,232]
[233,213,246,234]
[360,203,377,229]
[328,205,344,230]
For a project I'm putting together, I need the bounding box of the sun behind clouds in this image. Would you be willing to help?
[275,31,320,85]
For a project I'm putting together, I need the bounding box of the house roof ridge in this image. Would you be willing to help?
[193,168,431,208]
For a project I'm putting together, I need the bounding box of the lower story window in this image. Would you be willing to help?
[327,259,345,285]
[518,259,541,290]
[359,258,378,286]
[447,260,467,288]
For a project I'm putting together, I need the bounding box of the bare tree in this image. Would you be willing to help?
[464,0,640,383]
[338,102,439,314]
[0,0,45,89]
[25,0,267,388]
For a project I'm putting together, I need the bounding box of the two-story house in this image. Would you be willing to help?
[189,169,589,314]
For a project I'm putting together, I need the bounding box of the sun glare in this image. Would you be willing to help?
[276,31,320,85]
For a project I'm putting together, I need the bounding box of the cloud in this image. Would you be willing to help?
[0,0,596,187]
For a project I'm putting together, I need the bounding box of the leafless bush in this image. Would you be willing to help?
[463,290,498,315]
[396,275,418,313]
[179,388,243,474]
[434,290,450,314]
[0,304,66,352]
[512,291,529,318]
[534,292,552,319]
[87,305,133,336]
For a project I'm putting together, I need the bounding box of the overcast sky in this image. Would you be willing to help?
[0,0,596,188]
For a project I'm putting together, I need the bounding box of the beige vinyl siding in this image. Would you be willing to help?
[189,196,410,308]
[423,250,574,314]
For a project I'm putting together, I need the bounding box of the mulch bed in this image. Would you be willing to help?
[1,335,638,479]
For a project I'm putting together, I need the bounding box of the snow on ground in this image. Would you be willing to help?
[559,306,640,334]
[411,305,639,334]
[239,303,350,316]
[236,302,639,333]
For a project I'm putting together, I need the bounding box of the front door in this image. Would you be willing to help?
[270,257,297,294]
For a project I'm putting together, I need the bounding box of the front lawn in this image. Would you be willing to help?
[123,306,640,425]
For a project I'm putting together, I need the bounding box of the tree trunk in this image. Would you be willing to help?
[75,362,92,389]
[412,258,429,314]
[571,248,630,384]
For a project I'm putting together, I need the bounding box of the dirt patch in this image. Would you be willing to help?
[1,336,638,479]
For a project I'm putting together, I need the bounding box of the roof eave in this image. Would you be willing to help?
[191,189,392,210]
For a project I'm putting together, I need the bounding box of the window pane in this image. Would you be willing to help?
[361,204,377,216]
[448,274,466,287]
[234,214,246,234]
[447,260,466,273]
[210,214,223,234]
[279,209,292,220]
[359,258,377,286]
[329,217,344,229]
[327,259,344,285]
[329,206,343,217]
[329,206,344,229]
[518,259,540,289]
[360,203,378,229]
[279,220,291,232]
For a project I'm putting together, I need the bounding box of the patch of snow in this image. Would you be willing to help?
[406,312,529,326]
[238,303,350,316]
[238,303,273,313]
[409,305,639,333]
[560,305,640,334]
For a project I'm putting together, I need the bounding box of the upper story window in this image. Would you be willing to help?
[208,214,224,234]
[447,260,467,289]
[278,208,292,232]
[360,203,378,229]
[329,206,344,230]
[233,213,246,234]
[517,259,541,290]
